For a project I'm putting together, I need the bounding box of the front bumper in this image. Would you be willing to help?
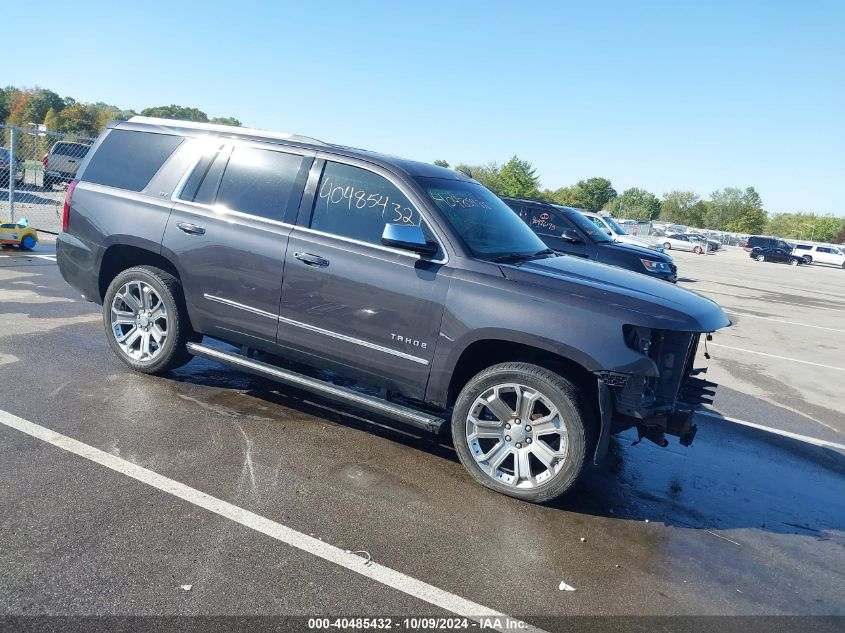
[593,330,715,461]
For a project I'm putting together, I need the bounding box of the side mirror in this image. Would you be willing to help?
[560,228,583,244]
[381,224,438,257]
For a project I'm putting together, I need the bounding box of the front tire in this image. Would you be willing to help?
[103,265,194,374]
[693,245,703,254]
[663,242,671,250]
[451,362,592,503]
[790,258,799,266]
[756,255,765,262]
[804,256,812,264]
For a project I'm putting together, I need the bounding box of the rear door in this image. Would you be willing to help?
[162,140,313,347]
[277,157,451,399]
[815,247,835,265]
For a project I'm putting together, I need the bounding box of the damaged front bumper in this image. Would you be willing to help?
[593,329,719,464]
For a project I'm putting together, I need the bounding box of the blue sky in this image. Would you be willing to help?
[8,1,844,214]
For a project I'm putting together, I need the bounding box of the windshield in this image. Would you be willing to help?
[602,216,629,235]
[416,177,547,258]
[562,208,612,242]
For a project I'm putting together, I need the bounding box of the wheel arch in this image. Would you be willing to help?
[441,338,599,411]
[98,243,181,301]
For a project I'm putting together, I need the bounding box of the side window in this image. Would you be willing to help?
[525,207,559,235]
[214,146,305,221]
[81,130,183,192]
[310,161,427,245]
[179,145,227,204]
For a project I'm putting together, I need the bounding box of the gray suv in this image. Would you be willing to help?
[57,117,730,503]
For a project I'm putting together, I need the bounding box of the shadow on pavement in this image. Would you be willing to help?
[171,355,845,540]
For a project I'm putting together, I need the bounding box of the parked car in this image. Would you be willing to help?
[0,147,24,187]
[57,116,730,503]
[42,141,91,187]
[580,211,665,253]
[686,233,722,251]
[749,247,803,266]
[661,233,709,254]
[790,244,845,267]
[501,197,677,282]
[0,218,38,250]
[743,236,792,252]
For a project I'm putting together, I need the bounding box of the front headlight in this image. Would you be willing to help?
[641,259,672,273]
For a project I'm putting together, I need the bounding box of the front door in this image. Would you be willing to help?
[162,141,312,347]
[277,159,451,399]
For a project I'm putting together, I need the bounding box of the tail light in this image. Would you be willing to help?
[42,154,48,168]
[62,180,78,232]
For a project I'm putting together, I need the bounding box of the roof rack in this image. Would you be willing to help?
[126,116,327,146]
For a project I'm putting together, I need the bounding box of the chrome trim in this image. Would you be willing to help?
[294,225,448,265]
[186,342,443,433]
[174,198,295,230]
[203,294,277,320]
[277,315,429,365]
[203,294,430,366]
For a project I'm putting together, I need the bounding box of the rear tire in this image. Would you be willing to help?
[790,258,798,266]
[663,242,671,250]
[103,265,194,374]
[451,362,593,503]
[693,246,703,254]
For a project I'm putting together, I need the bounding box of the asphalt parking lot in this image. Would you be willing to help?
[0,242,843,631]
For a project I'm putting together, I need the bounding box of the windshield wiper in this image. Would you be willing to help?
[487,249,556,263]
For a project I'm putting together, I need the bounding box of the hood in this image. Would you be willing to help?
[602,240,671,262]
[618,234,659,249]
[501,255,731,333]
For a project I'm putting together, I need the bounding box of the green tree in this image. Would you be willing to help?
[542,178,616,210]
[496,155,540,198]
[726,206,768,234]
[43,107,61,132]
[705,186,763,230]
[58,103,100,136]
[606,187,661,220]
[210,116,241,126]
[833,224,845,244]
[140,105,209,122]
[766,212,845,242]
[454,162,502,191]
[660,191,699,224]
[433,159,450,168]
[22,89,64,123]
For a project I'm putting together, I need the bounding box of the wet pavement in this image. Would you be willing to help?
[0,246,843,629]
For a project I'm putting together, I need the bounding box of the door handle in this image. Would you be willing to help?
[177,222,206,236]
[294,252,329,267]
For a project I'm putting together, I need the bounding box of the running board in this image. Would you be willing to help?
[186,342,445,434]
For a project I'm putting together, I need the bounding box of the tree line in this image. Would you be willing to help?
[435,157,845,244]
[0,86,241,139]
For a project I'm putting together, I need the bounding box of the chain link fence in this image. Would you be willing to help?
[1,124,95,237]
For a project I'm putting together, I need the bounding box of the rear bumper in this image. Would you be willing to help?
[56,233,101,303]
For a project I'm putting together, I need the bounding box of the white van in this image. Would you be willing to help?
[580,211,665,253]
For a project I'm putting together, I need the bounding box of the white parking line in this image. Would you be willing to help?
[695,409,845,451]
[0,408,546,633]
[708,342,845,372]
[724,310,845,334]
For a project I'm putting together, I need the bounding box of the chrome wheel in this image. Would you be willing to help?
[110,280,168,361]
[465,383,568,489]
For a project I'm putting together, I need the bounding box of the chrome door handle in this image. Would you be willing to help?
[294,252,329,267]
[177,222,205,235]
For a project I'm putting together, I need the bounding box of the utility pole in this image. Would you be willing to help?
[8,127,15,223]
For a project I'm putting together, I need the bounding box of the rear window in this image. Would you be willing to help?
[52,142,90,157]
[81,130,183,192]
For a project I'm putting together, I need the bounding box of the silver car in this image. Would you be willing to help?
[661,233,709,254]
